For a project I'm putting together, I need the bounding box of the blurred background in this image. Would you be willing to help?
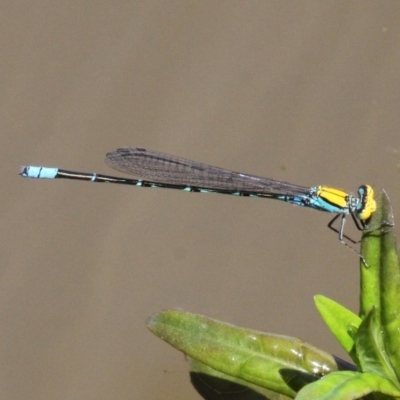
[3,2,400,399]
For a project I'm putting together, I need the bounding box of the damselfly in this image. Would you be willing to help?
[20,147,377,255]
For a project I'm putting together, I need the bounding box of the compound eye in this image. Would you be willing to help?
[358,185,367,197]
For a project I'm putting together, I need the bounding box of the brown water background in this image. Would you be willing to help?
[3,2,400,399]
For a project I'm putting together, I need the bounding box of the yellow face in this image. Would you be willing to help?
[357,185,377,221]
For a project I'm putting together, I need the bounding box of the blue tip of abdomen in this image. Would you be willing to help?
[19,166,59,179]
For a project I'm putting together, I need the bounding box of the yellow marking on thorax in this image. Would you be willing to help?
[316,186,349,209]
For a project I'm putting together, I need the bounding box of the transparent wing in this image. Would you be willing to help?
[105,147,311,195]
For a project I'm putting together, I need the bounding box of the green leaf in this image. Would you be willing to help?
[295,371,400,400]
[354,308,399,386]
[374,192,400,377]
[359,190,397,316]
[314,295,361,356]
[360,190,400,378]
[147,310,348,397]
